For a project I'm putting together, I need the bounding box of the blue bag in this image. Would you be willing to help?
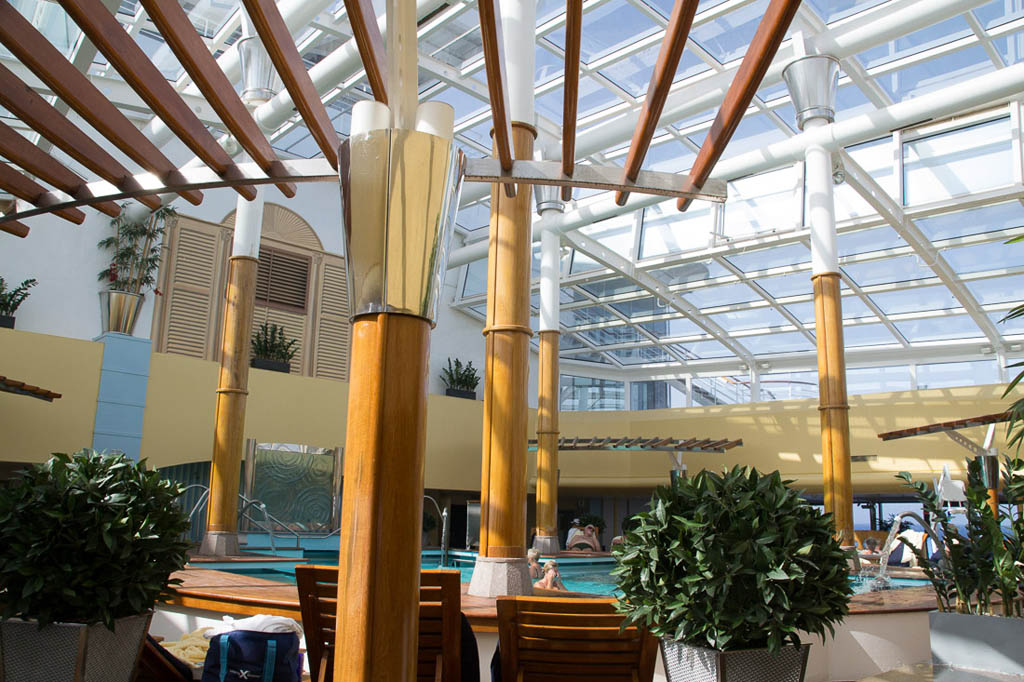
[200,630,300,682]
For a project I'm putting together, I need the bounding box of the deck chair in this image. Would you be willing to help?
[295,565,462,682]
[495,596,657,682]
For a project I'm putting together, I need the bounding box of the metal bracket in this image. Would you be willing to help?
[944,430,986,457]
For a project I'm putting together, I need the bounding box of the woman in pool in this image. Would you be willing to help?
[569,524,601,552]
[527,548,543,579]
[534,560,566,591]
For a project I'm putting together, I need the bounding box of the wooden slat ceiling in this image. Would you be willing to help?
[526,435,743,454]
[0,375,62,402]
[0,0,793,238]
[876,412,1012,442]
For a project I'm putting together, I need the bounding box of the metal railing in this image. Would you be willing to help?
[424,495,449,567]
[178,484,302,555]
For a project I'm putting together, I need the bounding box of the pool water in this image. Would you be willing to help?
[216,551,929,597]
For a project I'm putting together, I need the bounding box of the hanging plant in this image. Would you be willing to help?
[97,205,178,295]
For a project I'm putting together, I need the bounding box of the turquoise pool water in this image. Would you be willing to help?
[212,550,929,597]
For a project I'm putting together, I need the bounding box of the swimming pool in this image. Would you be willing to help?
[208,550,929,597]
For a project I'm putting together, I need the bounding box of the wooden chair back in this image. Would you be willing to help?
[295,565,462,682]
[496,596,657,682]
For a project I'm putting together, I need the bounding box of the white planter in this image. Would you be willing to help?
[0,612,151,682]
[930,610,1024,676]
[660,639,810,682]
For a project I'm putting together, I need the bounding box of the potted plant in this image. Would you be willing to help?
[0,276,36,329]
[0,449,190,681]
[896,457,1024,676]
[613,466,851,682]
[440,357,480,399]
[97,205,177,335]
[251,321,297,373]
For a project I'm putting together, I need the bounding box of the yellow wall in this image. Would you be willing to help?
[0,329,102,460]
[3,330,1019,496]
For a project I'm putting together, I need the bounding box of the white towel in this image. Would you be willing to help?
[204,614,304,638]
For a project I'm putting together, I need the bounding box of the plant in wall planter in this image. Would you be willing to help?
[440,357,480,399]
[97,204,177,336]
[614,466,852,682]
[0,276,36,329]
[897,456,1024,676]
[251,321,297,373]
[0,449,190,682]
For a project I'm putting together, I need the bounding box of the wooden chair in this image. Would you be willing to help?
[495,596,658,682]
[295,565,462,682]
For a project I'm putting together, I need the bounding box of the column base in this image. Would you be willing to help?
[532,535,560,556]
[198,531,241,557]
[468,556,533,598]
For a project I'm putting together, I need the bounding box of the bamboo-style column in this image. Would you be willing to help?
[332,80,463,679]
[533,180,564,556]
[201,187,264,556]
[469,0,538,598]
[783,52,854,546]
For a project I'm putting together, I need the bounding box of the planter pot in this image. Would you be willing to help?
[0,611,151,682]
[251,357,290,373]
[0,315,13,329]
[99,291,144,335]
[660,639,809,682]
[445,388,476,399]
[930,610,1024,675]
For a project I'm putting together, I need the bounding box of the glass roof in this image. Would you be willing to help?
[3,0,1023,403]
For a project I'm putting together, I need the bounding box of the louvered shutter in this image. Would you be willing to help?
[256,247,310,311]
[313,259,350,380]
[159,218,224,358]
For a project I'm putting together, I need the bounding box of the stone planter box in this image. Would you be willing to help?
[251,357,290,373]
[660,640,809,682]
[445,388,475,399]
[930,610,1024,676]
[0,612,151,682]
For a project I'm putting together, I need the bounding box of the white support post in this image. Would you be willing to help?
[749,367,761,403]
[500,0,536,126]
[685,376,693,408]
[232,185,265,258]
[387,0,419,130]
[805,118,839,276]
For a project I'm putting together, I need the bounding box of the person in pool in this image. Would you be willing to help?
[527,548,543,579]
[534,560,566,591]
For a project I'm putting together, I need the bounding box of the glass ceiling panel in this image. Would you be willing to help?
[640,201,714,258]
[837,227,905,258]
[741,331,815,354]
[895,315,985,343]
[993,31,1024,66]
[757,272,811,299]
[579,325,648,347]
[547,3,660,63]
[724,166,799,240]
[642,318,703,339]
[803,0,888,24]
[690,0,772,64]
[611,296,673,319]
[430,87,488,124]
[641,139,697,174]
[943,240,1022,275]
[649,260,725,285]
[683,283,763,308]
[841,256,935,287]
[966,274,1024,305]
[725,243,810,272]
[973,0,1024,29]
[535,42,563,85]
[184,0,238,39]
[536,75,619,124]
[916,202,1024,241]
[561,306,618,327]
[463,259,487,297]
[561,351,614,365]
[834,83,876,119]
[710,307,790,332]
[456,202,490,232]
[843,323,900,347]
[137,29,185,81]
[5,1,81,59]
[670,339,733,359]
[600,44,709,98]
[560,334,586,351]
[992,311,1024,336]
[579,277,643,299]
[610,347,674,365]
[570,249,602,274]
[727,113,791,150]
[868,285,959,315]
[877,45,994,102]
[858,16,973,70]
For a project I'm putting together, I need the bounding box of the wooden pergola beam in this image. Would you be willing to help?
[0,64,162,211]
[0,4,203,206]
[560,0,582,202]
[343,0,388,104]
[677,0,801,212]
[476,0,516,198]
[0,163,86,225]
[56,0,257,201]
[139,0,297,199]
[240,0,341,169]
[616,0,700,206]
[0,221,29,238]
[877,412,1012,442]
[0,122,121,218]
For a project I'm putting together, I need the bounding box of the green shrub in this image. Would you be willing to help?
[0,449,190,629]
[0,276,37,316]
[613,466,851,653]
[440,357,480,392]
[251,321,298,364]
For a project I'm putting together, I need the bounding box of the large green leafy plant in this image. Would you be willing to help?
[613,466,851,654]
[98,205,177,294]
[0,449,190,629]
[0,277,37,316]
[897,457,1024,617]
[440,357,480,392]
